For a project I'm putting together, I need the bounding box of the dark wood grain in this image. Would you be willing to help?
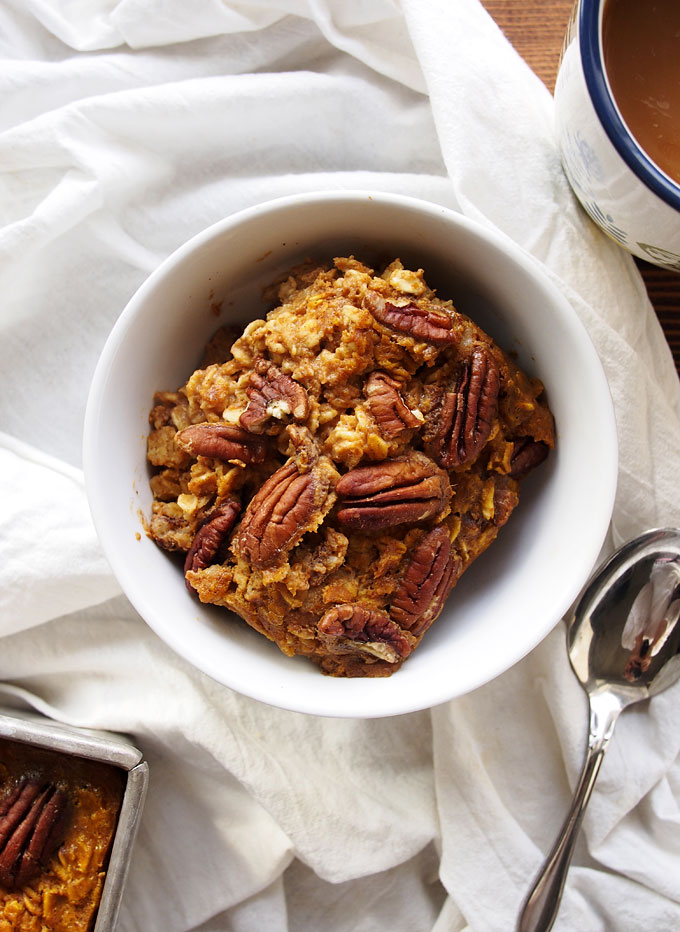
[482,0,680,373]
[482,0,572,93]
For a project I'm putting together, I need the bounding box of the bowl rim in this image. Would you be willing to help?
[580,0,680,211]
[83,189,618,716]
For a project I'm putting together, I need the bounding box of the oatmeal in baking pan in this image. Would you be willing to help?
[146,257,555,677]
[0,739,125,932]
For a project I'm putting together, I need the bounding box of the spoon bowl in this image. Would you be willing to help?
[569,527,680,699]
[519,527,680,932]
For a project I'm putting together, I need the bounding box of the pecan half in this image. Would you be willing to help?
[363,372,423,439]
[175,423,266,464]
[0,780,68,890]
[240,359,309,434]
[508,438,549,478]
[318,604,413,664]
[184,499,241,590]
[335,452,451,531]
[234,457,337,569]
[390,527,459,637]
[364,292,457,345]
[425,347,500,468]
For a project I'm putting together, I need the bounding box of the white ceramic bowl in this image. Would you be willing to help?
[84,191,618,718]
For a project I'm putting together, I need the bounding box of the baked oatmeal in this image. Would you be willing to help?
[146,257,555,676]
[0,738,125,932]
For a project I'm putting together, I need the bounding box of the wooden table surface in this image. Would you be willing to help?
[481,0,680,374]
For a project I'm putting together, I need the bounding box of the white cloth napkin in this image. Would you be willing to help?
[1,1,680,929]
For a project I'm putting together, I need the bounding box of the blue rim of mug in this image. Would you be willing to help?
[579,0,680,211]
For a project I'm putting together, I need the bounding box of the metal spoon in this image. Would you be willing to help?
[518,527,680,932]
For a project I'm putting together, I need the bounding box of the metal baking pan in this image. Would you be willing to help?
[0,705,148,932]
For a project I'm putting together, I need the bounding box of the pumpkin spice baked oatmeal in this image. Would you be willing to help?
[0,738,125,932]
[146,257,555,677]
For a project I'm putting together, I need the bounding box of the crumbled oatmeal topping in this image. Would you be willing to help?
[146,257,555,676]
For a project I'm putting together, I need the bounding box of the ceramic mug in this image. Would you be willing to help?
[554,0,680,271]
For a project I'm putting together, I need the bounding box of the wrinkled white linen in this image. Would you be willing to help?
[1,1,680,930]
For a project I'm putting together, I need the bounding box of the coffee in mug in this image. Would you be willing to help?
[603,0,680,186]
[554,0,680,270]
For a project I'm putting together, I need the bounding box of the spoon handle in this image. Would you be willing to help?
[517,691,623,932]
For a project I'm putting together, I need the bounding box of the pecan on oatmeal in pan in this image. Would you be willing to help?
[0,739,125,932]
[146,257,555,677]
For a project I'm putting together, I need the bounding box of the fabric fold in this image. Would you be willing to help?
[1,0,680,929]
[0,433,120,636]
